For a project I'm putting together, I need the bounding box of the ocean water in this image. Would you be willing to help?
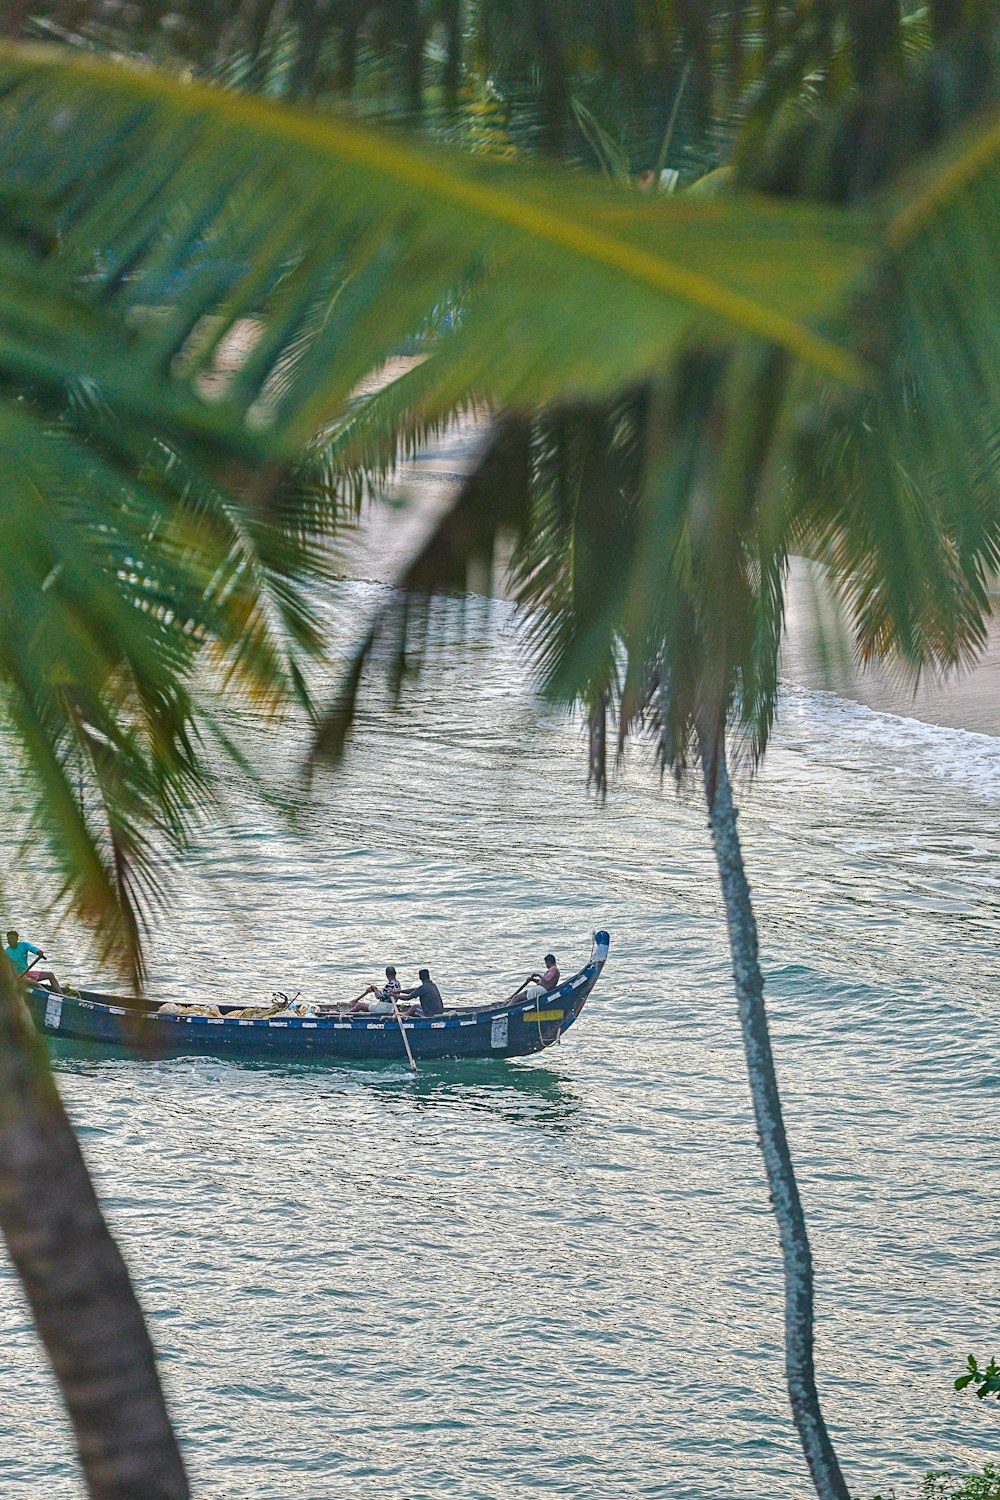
[1,582,999,1500]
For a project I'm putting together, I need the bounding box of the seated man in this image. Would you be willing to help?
[349,966,402,1014]
[398,968,444,1017]
[512,953,560,1002]
[4,929,64,994]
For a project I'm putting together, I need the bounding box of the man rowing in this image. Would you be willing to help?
[511,952,560,1002]
[349,965,402,1014]
[4,929,65,994]
[398,968,444,1017]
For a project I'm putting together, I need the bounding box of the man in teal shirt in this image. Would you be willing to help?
[4,930,64,993]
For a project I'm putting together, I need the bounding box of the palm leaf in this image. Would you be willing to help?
[311,82,1000,784]
[0,372,339,982]
[309,413,532,767]
[0,43,873,467]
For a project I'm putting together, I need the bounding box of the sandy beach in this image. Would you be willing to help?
[782,557,1000,737]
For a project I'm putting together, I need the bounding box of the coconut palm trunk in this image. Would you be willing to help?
[699,729,849,1500]
[0,970,188,1500]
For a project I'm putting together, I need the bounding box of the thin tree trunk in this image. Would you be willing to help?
[699,729,850,1500]
[0,969,188,1500]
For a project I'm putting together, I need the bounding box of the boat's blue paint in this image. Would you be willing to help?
[25,933,610,1063]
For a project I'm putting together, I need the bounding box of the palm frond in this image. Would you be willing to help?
[0,44,872,469]
[310,30,1000,797]
[0,371,338,981]
[8,31,1000,864]
[309,414,531,767]
[314,357,482,514]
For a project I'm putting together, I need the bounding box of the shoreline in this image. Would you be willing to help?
[782,557,1000,738]
[333,398,1000,741]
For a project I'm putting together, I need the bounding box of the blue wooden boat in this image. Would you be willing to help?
[24,932,610,1063]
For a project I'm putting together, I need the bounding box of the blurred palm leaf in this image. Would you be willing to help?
[0,369,336,981]
[0,43,872,468]
[312,72,1000,777]
[5,38,1000,957]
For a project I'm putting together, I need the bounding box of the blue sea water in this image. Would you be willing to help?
[1,583,999,1499]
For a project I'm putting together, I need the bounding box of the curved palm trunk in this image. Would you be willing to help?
[0,970,188,1500]
[699,729,849,1500]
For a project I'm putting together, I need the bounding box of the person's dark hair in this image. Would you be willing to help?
[5,930,16,944]
[544,953,556,966]
[385,966,396,978]
[418,968,430,982]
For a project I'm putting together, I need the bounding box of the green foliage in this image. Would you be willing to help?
[0,38,854,975]
[956,1356,1000,1402]
[2,10,1000,936]
[867,1464,1000,1500]
[0,43,869,459]
[925,1467,1000,1500]
[20,0,727,169]
[0,373,337,980]
[313,12,1000,791]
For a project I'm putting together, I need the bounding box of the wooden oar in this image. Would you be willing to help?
[505,973,534,1003]
[346,981,417,1069]
[390,996,418,1073]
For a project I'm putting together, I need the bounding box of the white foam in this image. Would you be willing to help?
[775,680,1000,800]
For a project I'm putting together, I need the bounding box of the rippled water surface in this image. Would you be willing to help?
[2,583,999,1499]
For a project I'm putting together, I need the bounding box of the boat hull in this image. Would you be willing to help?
[25,932,610,1064]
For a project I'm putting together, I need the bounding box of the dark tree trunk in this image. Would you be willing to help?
[699,730,850,1500]
[846,0,900,85]
[441,0,462,112]
[929,0,963,41]
[0,970,188,1500]
[0,0,30,38]
[288,0,327,100]
[243,0,281,90]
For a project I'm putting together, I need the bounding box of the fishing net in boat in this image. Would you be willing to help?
[156,994,288,1019]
